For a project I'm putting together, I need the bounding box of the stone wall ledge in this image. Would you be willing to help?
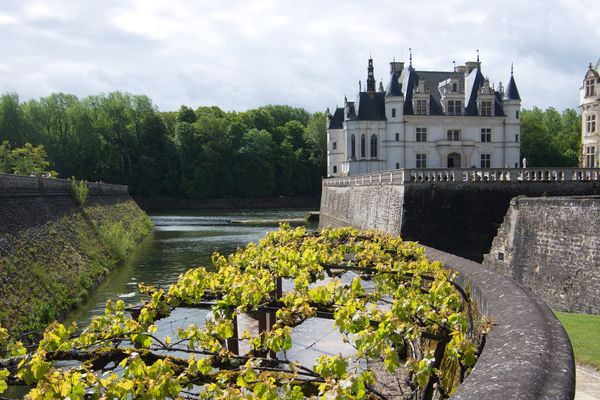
[426,247,575,400]
[0,173,128,196]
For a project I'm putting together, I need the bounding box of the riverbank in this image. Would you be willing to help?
[134,196,320,211]
[0,198,152,338]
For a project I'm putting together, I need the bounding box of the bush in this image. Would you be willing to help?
[70,177,89,207]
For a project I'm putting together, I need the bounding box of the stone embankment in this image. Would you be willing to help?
[484,196,600,314]
[321,168,600,261]
[0,174,152,336]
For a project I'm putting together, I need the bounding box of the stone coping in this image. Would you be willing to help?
[0,173,128,195]
[425,247,575,400]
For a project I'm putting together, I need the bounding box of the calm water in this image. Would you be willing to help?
[68,209,312,326]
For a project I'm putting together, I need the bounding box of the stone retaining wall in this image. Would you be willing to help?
[484,196,600,314]
[320,177,600,261]
[0,173,150,336]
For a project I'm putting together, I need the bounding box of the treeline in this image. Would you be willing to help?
[0,92,326,197]
[521,107,581,167]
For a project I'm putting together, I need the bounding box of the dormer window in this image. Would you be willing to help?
[447,100,462,116]
[585,78,596,97]
[415,99,427,115]
[480,100,493,116]
[452,83,458,92]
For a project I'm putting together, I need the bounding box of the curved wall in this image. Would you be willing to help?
[428,248,575,400]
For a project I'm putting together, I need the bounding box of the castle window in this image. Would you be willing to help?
[416,153,427,168]
[333,165,337,173]
[585,79,596,97]
[415,100,427,115]
[481,100,492,116]
[481,128,491,142]
[360,135,366,158]
[370,135,378,158]
[332,141,337,150]
[516,110,519,119]
[447,100,462,116]
[391,108,396,118]
[416,127,427,142]
[395,132,400,141]
[447,129,461,141]
[586,115,597,133]
[351,135,356,158]
[515,134,519,142]
[395,162,400,169]
[452,83,458,92]
[480,154,491,168]
[586,146,596,168]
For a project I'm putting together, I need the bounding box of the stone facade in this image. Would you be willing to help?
[326,56,521,177]
[581,59,600,167]
[484,196,600,314]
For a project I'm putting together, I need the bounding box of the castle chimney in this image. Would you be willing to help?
[390,61,404,74]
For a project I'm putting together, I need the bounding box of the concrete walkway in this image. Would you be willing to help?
[576,365,600,399]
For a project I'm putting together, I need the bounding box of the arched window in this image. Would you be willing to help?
[360,135,366,158]
[351,135,356,158]
[370,135,377,158]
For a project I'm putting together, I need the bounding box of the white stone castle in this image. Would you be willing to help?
[326,54,522,176]
[581,59,600,167]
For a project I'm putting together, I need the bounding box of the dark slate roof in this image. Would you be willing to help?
[464,67,486,115]
[494,92,505,117]
[505,75,521,101]
[356,92,386,121]
[385,70,403,97]
[328,107,344,129]
[401,66,418,115]
[415,71,453,116]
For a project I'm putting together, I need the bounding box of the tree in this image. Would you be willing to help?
[238,129,276,197]
[0,142,53,176]
[520,107,581,167]
[0,141,12,173]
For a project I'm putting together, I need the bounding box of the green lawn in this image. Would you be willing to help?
[556,311,600,370]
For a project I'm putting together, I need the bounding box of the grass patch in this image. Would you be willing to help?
[556,311,600,370]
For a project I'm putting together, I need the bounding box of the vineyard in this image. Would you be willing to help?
[0,225,485,399]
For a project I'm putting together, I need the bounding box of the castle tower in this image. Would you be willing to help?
[367,57,376,92]
[502,64,522,167]
[581,60,600,167]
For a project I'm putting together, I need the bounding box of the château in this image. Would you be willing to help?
[326,54,522,176]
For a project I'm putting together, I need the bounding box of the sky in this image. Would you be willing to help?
[0,0,598,113]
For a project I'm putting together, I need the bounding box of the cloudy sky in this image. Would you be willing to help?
[0,0,598,113]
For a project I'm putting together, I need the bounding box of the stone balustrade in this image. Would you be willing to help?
[0,173,128,195]
[323,168,600,186]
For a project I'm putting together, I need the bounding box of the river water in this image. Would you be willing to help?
[68,209,312,326]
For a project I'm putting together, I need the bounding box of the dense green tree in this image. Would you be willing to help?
[176,105,197,123]
[521,107,581,167]
[238,129,276,197]
[0,92,327,198]
[0,141,53,176]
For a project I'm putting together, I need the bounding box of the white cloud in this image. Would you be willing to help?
[0,0,598,112]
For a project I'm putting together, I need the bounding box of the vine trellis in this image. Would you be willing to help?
[0,225,486,399]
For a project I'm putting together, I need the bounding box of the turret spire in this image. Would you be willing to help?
[367,57,376,92]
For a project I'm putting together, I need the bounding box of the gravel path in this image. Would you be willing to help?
[576,365,600,400]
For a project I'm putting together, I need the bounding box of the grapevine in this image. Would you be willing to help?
[0,225,486,399]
